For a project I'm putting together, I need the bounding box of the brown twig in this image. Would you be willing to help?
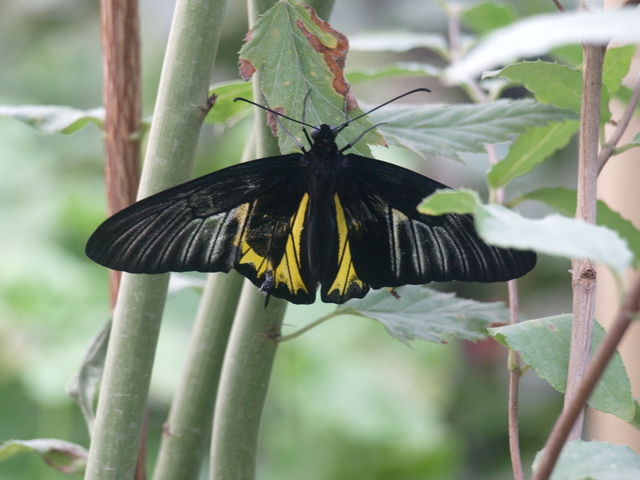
[100,0,142,308]
[551,0,566,12]
[507,280,524,480]
[598,72,640,173]
[531,269,640,480]
[565,44,606,442]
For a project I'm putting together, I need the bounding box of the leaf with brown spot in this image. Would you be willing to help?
[238,0,382,156]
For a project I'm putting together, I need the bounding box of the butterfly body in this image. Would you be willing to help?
[87,117,536,305]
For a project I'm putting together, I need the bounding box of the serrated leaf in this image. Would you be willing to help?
[474,204,632,273]
[418,189,479,215]
[368,99,576,161]
[486,120,579,189]
[238,0,381,156]
[0,439,88,474]
[335,285,509,346]
[517,187,640,268]
[489,61,610,121]
[533,440,640,480]
[489,315,634,420]
[0,105,104,134]
[346,63,441,84]
[602,45,636,97]
[66,320,111,435]
[447,8,640,81]
[460,2,517,34]
[349,31,449,58]
[204,80,253,124]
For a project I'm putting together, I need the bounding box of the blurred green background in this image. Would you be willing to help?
[0,0,574,479]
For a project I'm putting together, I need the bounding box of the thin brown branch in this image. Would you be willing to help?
[598,72,640,173]
[551,0,566,12]
[100,0,142,308]
[531,269,640,480]
[565,44,606,441]
[507,280,524,480]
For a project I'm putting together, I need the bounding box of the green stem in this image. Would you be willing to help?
[84,0,228,478]
[152,272,244,480]
[209,284,287,480]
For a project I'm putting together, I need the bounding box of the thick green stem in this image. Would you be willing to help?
[152,272,244,480]
[209,284,287,480]
[85,0,228,479]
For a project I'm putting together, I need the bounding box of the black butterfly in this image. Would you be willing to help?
[86,89,536,305]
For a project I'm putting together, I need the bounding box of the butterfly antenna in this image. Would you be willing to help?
[336,87,431,133]
[234,97,315,129]
[262,95,306,151]
[340,122,387,153]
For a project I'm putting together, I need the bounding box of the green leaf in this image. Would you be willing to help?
[447,8,640,81]
[474,204,632,273]
[549,44,583,67]
[66,320,111,434]
[460,2,517,34]
[0,439,88,475]
[517,187,640,268]
[204,80,253,124]
[615,86,640,116]
[630,131,640,147]
[369,99,576,161]
[418,189,480,215]
[630,400,640,430]
[348,31,449,58]
[489,61,610,121]
[489,315,634,420]
[0,105,104,134]
[533,440,640,480]
[486,120,579,189]
[337,285,508,345]
[238,0,381,156]
[346,63,441,84]
[602,45,636,97]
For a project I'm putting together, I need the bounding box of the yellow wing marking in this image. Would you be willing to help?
[236,194,309,294]
[273,193,308,293]
[327,194,364,297]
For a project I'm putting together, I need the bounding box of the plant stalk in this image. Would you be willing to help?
[100,0,141,307]
[84,0,228,478]
[208,283,287,480]
[565,43,606,442]
[152,272,244,480]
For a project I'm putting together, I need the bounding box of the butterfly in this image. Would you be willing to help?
[86,89,536,305]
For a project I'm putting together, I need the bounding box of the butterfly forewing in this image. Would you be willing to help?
[86,154,320,303]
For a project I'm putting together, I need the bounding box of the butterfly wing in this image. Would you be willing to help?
[326,154,536,292]
[86,154,318,304]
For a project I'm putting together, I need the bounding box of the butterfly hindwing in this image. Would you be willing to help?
[334,154,537,288]
[319,193,370,304]
[86,154,318,303]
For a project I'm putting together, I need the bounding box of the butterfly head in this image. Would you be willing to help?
[310,124,339,140]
